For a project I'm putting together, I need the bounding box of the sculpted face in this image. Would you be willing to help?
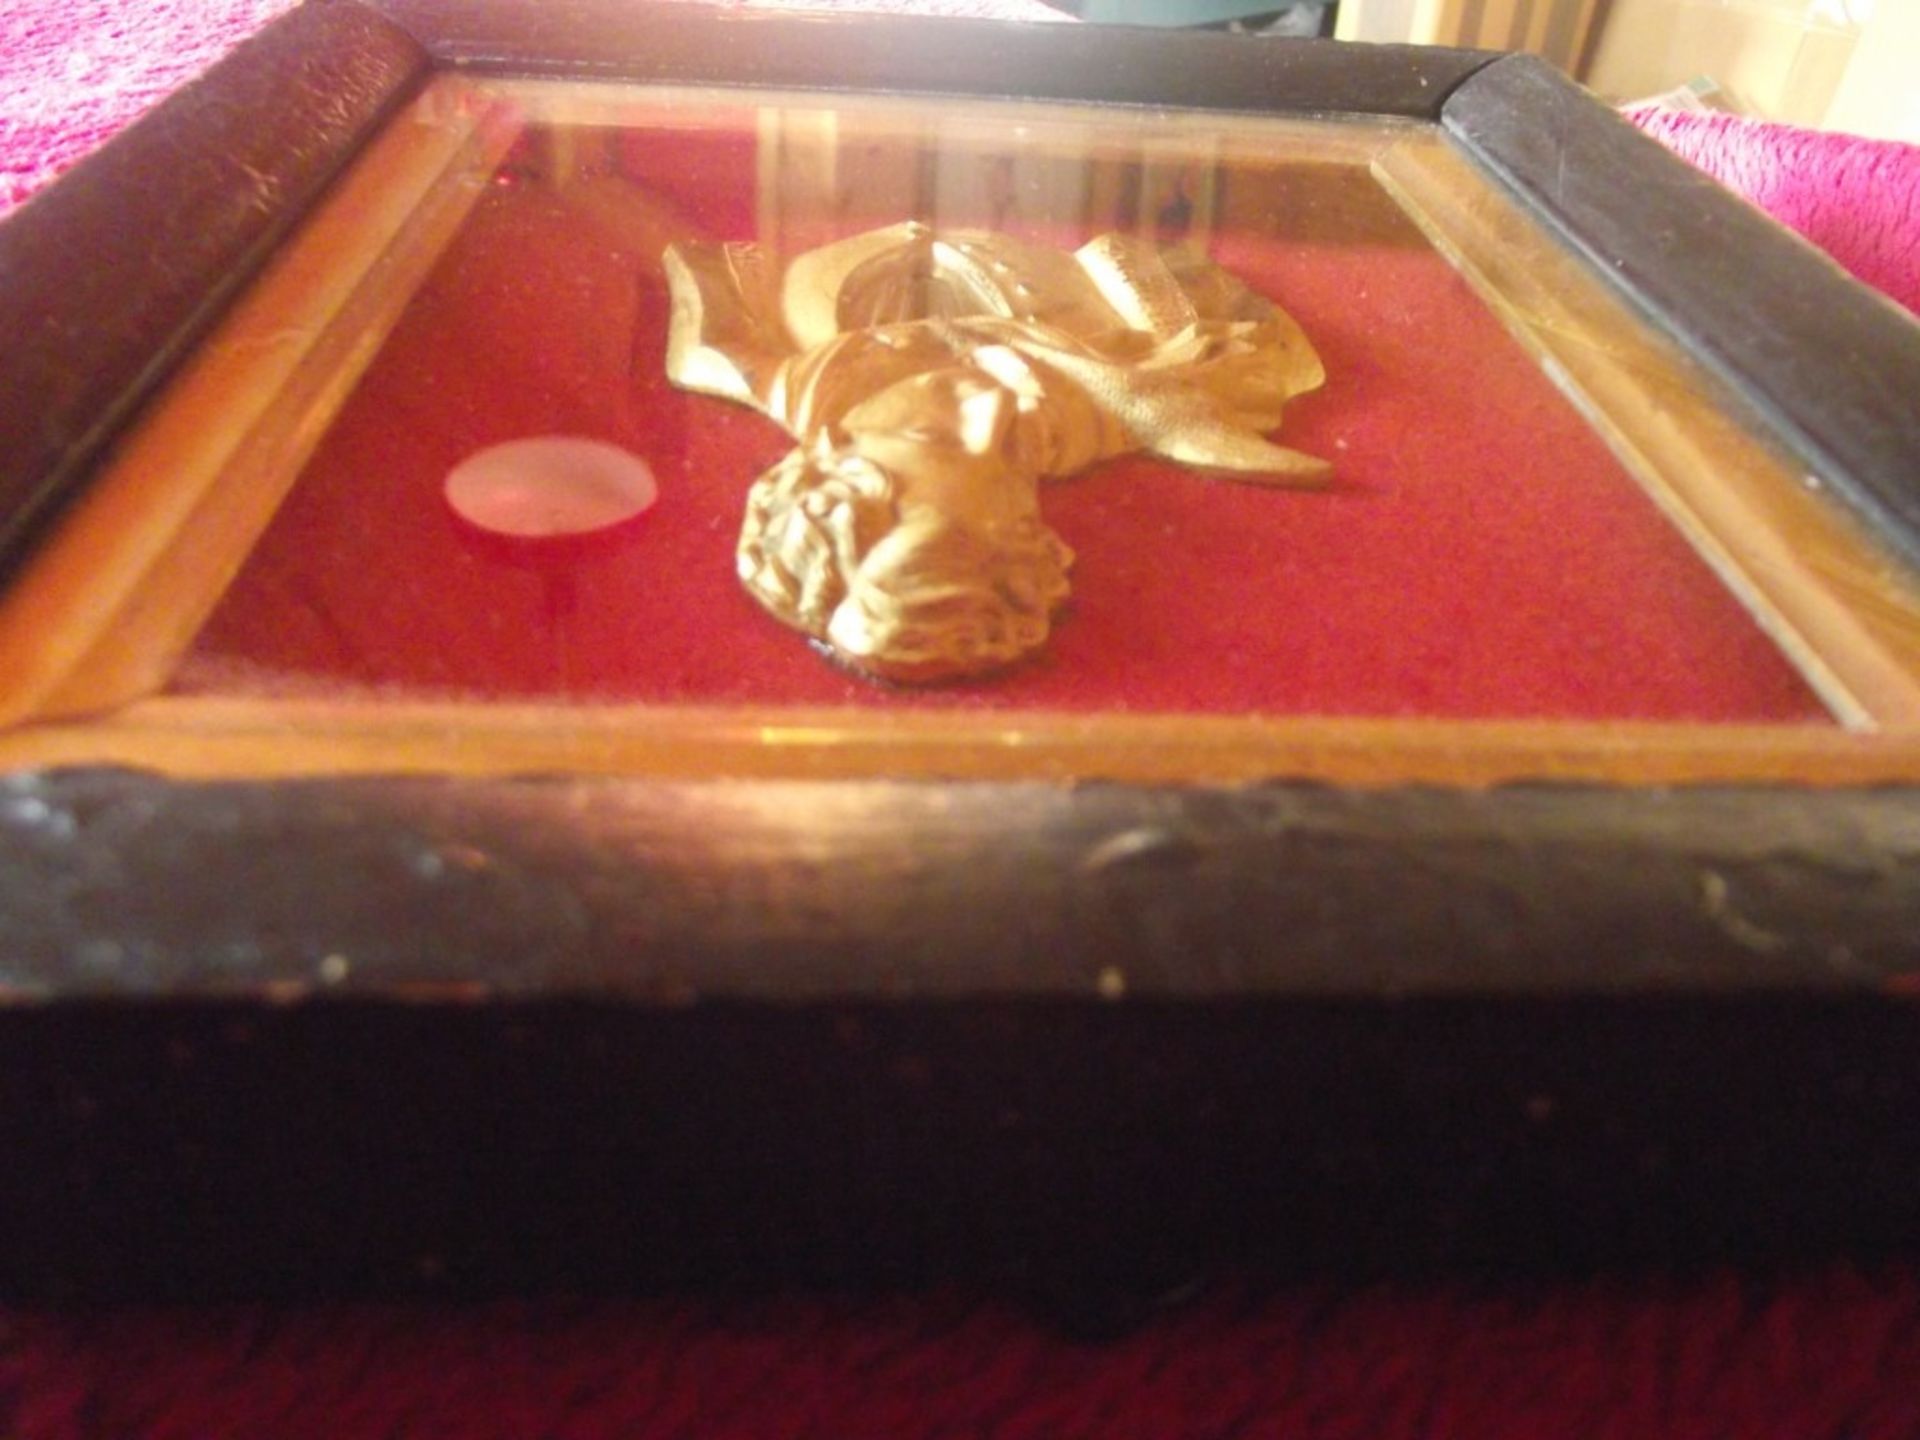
[665,221,1329,682]
[739,374,1074,683]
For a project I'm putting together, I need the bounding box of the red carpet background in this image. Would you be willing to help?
[7,1272,1920,1439]
[5,1,1920,1436]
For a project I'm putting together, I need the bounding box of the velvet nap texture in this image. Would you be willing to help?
[0,0,299,211]
[1627,104,1920,319]
[5,2,1920,1437]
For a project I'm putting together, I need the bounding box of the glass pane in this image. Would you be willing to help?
[167,79,1830,723]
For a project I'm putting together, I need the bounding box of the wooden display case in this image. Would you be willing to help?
[1,0,1917,1299]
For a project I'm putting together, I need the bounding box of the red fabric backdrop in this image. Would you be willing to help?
[180,121,1822,721]
[4,3,1920,1437]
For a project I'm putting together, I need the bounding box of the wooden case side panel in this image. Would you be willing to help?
[1441,54,1920,569]
[371,0,1497,119]
[0,0,430,575]
[6,995,1920,1299]
[3,771,1918,1003]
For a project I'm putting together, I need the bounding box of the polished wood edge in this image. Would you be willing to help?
[0,77,519,730]
[1373,137,1920,732]
[4,697,1917,788]
[0,0,430,578]
[1441,54,1920,571]
[368,0,1499,119]
[2,767,1918,1003]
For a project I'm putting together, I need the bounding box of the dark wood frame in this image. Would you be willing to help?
[3,0,1920,1302]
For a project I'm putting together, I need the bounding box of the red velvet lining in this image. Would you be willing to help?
[179,124,1828,723]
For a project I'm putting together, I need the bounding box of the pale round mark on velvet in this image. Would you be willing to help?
[444,437,658,539]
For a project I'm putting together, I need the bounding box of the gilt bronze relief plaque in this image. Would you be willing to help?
[665,222,1329,680]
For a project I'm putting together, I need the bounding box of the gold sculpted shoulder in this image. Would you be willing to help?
[663,223,1330,682]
